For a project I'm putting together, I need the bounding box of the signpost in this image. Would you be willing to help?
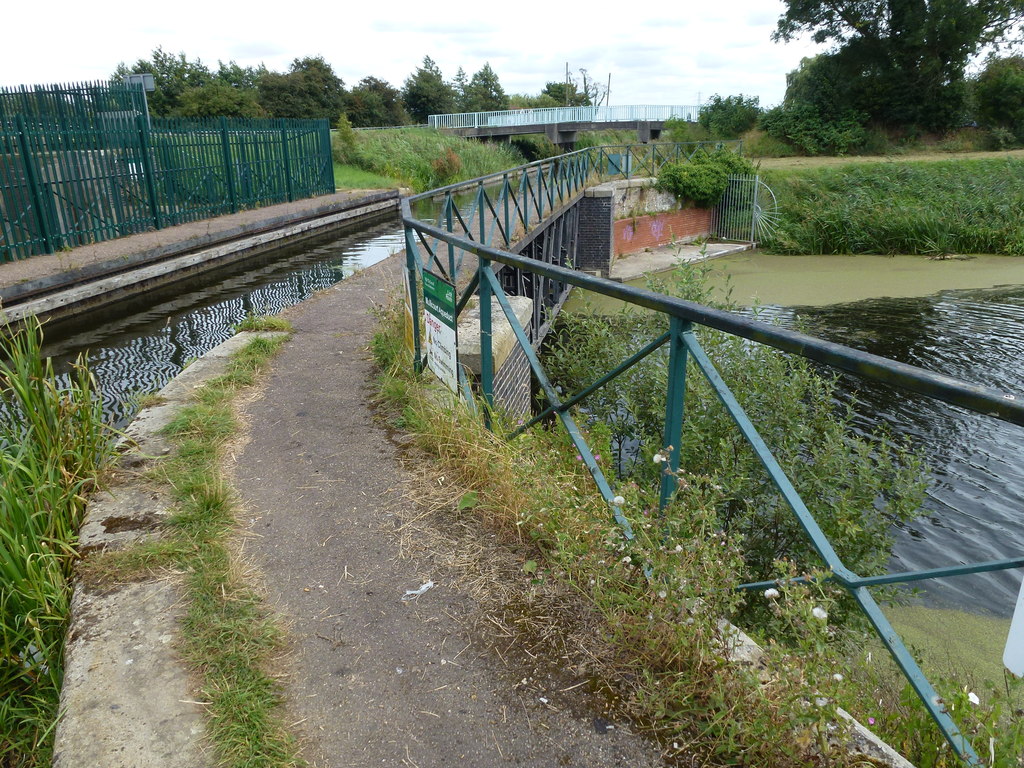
[422,270,458,393]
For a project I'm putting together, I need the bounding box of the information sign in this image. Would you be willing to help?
[422,270,458,393]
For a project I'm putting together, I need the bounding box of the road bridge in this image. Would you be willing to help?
[428,105,701,147]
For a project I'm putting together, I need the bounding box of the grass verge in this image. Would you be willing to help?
[762,156,1024,255]
[1,321,117,767]
[82,322,301,768]
[332,163,399,190]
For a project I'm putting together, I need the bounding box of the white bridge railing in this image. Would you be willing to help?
[428,104,701,130]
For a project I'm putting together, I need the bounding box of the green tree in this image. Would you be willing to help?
[452,67,470,112]
[464,63,508,112]
[345,76,408,127]
[698,94,760,138]
[773,0,1024,131]
[258,56,345,120]
[177,83,266,118]
[974,55,1024,141]
[402,56,456,122]
[215,60,268,91]
[113,47,213,117]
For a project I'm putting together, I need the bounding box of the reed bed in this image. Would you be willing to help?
[0,321,115,765]
[762,158,1024,255]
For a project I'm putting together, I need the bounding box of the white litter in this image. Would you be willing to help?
[402,580,435,601]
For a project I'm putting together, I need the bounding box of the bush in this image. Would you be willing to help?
[760,104,867,155]
[655,148,755,207]
[662,118,711,144]
[543,265,926,627]
[331,114,358,164]
[698,94,761,139]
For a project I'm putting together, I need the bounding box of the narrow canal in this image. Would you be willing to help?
[39,215,404,427]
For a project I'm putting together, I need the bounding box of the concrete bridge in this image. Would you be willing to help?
[428,105,701,147]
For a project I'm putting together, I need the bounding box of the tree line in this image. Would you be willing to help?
[112,49,604,126]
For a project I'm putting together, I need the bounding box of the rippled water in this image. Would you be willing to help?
[752,286,1024,618]
[39,215,404,428]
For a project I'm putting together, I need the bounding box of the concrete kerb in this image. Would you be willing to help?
[53,331,286,768]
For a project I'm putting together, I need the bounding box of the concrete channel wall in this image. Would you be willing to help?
[0,190,400,327]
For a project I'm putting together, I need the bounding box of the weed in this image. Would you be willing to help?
[0,320,117,765]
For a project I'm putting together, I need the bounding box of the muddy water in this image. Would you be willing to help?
[566,252,1024,622]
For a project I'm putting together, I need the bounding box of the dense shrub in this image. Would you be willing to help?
[759,104,867,155]
[698,94,761,139]
[655,148,756,207]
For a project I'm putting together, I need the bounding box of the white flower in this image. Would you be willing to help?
[833,673,844,682]
[658,590,668,599]
[612,495,625,505]
[968,692,980,706]
[653,453,666,463]
[812,606,828,621]
[622,556,632,564]
[764,588,781,599]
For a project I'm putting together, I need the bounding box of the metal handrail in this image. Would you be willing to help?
[399,149,1020,766]
[428,104,702,129]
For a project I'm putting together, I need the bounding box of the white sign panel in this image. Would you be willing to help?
[422,270,458,394]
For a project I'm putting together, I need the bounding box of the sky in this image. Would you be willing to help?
[2,0,826,109]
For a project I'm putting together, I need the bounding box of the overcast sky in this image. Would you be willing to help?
[2,0,826,108]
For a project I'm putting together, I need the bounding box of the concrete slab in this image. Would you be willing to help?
[609,241,753,282]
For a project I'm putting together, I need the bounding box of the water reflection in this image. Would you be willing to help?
[751,286,1024,617]
[40,216,404,428]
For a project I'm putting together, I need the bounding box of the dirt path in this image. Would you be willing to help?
[229,255,667,768]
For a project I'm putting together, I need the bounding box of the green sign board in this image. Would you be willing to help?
[422,270,458,393]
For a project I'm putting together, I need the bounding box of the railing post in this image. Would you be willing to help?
[502,173,511,246]
[280,119,294,202]
[404,224,423,373]
[137,115,163,230]
[478,256,494,417]
[220,117,239,214]
[15,114,56,254]
[444,193,455,277]
[659,317,690,509]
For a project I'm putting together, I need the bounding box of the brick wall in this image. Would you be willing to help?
[614,208,712,256]
[576,191,614,275]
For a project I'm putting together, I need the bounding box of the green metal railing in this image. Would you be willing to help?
[401,148,1024,766]
[0,80,146,125]
[1,113,334,262]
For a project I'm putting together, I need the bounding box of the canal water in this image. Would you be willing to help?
[38,215,404,428]
[572,252,1024,620]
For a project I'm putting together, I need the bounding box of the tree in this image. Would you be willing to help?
[178,83,266,118]
[258,56,345,120]
[215,60,268,91]
[113,47,213,117]
[402,56,456,122]
[452,67,470,112]
[345,76,408,127]
[975,55,1024,141]
[463,63,508,112]
[773,0,1024,131]
[539,69,605,107]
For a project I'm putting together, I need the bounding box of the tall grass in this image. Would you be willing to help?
[334,127,525,192]
[0,320,115,765]
[763,158,1024,255]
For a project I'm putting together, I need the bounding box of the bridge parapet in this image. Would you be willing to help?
[429,104,700,130]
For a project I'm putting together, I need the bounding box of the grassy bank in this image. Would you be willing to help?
[762,157,1024,255]
[334,126,524,192]
[1,323,117,765]
[83,321,300,768]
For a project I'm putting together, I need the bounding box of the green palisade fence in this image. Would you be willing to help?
[0,110,335,262]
